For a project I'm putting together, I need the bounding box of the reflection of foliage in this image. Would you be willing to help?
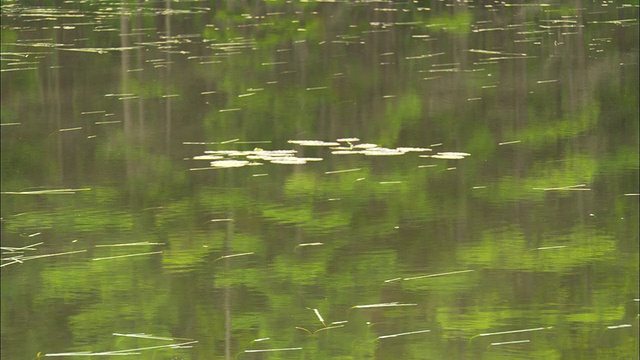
[428,10,473,34]
[458,226,617,271]
[1,1,638,359]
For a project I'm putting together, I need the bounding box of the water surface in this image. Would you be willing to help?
[1,1,638,359]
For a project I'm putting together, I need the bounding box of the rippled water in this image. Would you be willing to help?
[1,1,638,359]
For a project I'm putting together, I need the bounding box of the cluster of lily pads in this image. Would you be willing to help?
[192,138,469,168]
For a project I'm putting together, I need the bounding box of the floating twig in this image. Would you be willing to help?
[471,326,553,341]
[352,302,417,309]
[244,347,302,353]
[43,340,198,357]
[92,251,162,261]
[324,168,362,175]
[95,242,165,248]
[1,188,91,195]
[490,339,530,346]
[313,308,326,326]
[378,329,430,340]
[212,252,254,263]
[1,242,43,252]
[403,269,475,281]
[112,333,191,341]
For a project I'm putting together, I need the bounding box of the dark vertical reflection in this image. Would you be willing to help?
[164,0,173,154]
[135,0,146,142]
[121,14,133,143]
[223,215,234,360]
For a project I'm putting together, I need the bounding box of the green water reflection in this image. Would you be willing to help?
[1,0,638,359]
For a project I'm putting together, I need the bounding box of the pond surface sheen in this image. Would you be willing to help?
[1,1,638,359]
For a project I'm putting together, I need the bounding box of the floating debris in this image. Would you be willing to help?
[250,337,270,344]
[353,143,379,149]
[490,339,530,346]
[336,137,360,142]
[210,160,251,168]
[2,250,87,268]
[352,302,417,309]
[325,168,362,175]
[607,324,632,330]
[1,188,91,195]
[288,140,340,147]
[59,127,82,132]
[193,155,224,160]
[472,326,553,340]
[213,252,254,263]
[426,152,471,160]
[294,242,324,250]
[534,245,567,251]
[331,150,363,155]
[270,157,321,165]
[245,347,303,353]
[95,242,165,248]
[403,269,475,281]
[498,140,521,145]
[378,329,431,339]
[1,242,43,253]
[42,340,198,357]
[362,148,405,156]
[95,120,121,125]
[112,333,192,341]
[535,184,590,191]
[313,308,326,326]
[396,147,431,152]
[92,251,162,261]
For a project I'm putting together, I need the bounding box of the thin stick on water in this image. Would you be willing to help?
[534,184,590,191]
[1,188,91,195]
[1,259,23,267]
[606,324,632,329]
[43,340,198,357]
[351,302,417,309]
[295,327,312,335]
[43,352,139,356]
[95,242,165,248]
[535,245,566,250]
[1,242,44,252]
[314,325,345,334]
[112,333,191,341]
[403,269,475,281]
[95,341,198,355]
[325,168,362,175]
[470,326,553,341]
[378,329,431,340]
[490,339,530,346]
[294,242,324,250]
[213,252,254,263]
[2,249,86,267]
[244,347,303,353]
[313,308,326,326]
[249,337,270,344]
[92,251,162,261]
[22,250,87,261]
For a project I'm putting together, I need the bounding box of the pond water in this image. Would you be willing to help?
[1,1,638,359]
